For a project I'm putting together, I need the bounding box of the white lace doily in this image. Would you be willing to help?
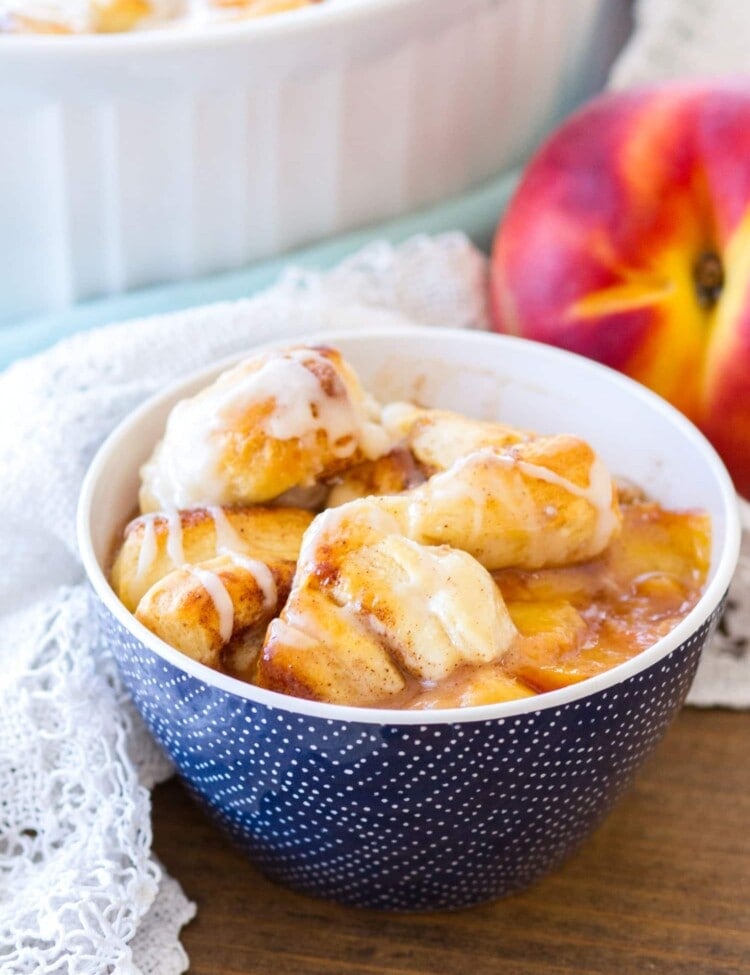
[0,234,488,974]
[688,499,750,707]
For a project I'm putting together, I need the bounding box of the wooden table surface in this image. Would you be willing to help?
[153,708,750,975]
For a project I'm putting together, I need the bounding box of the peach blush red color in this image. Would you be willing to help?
[490,82,750,499]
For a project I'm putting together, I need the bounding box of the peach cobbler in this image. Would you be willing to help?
[109,344,710,709]
[1,0,320,34]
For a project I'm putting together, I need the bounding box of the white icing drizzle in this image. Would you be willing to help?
[226,553,278,610]
[135,514,158,581]
[140,399,226,511]
[436,445,617,552]
[208,505,248,554]
[358,392,395,460]
[212,348,391,459]
[390,442,618,569]
[207,505,278,610]
[267,617,320,652]
[408,453,501,545]
[132,508,184,581]
[513,454,618,552]
[371,537,515,680]
[299,497,404,572]
[164,507,185,567]
[140,346,393,510]
[188,566,234,644]
[216,351,330,443]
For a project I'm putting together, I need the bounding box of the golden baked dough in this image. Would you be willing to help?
[108,342,707,712]
[382,403,527,472]
[111,505,313,612]
[383,434,622,570]
[139,345,394,512]
[258,534,517,705]
[325,446,425,507]
[260,587,406,705]
[256,418,621,705]
[92,0,152,31]
[378,405,622,568]
[135,552,295,677]
[328,535,517,681]
[293,437,621,576]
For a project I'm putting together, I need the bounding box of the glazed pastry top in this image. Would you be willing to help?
[139,345,394,512]
[109,342,710,710]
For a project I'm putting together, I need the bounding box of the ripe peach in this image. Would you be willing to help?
[490,83,750,498]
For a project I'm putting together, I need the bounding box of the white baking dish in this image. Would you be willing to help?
[0,0,630,324]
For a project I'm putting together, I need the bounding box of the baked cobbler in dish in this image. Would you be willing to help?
[109,343,710,709]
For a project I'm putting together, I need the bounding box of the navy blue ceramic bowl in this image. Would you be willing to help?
[78,327,741,910]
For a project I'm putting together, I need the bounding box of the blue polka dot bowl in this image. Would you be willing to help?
[78,326,741,911]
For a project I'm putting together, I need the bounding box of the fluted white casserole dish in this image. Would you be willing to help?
[0,0,631,324]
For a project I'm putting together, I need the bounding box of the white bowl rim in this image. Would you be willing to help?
[77,325,742,727]
[0,0,430,56]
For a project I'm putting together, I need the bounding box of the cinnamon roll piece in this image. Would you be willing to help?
[139,345,395,512]
[134,551,294,678]
[325,445,425,507]
[257,535,517,706]
[111,505,313,612]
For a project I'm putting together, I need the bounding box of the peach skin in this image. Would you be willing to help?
[491,82,750,498]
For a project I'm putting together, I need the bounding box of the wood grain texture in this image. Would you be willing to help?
[152,709,750,975]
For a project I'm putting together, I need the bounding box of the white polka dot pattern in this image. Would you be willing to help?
[99,599,725,911]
